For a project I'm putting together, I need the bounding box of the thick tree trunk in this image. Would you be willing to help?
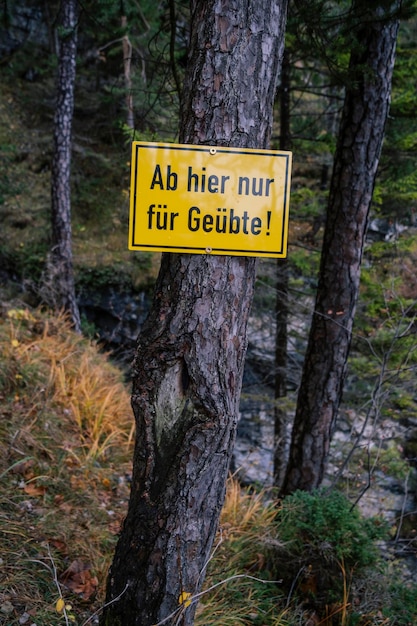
[49,0,81,332]
[101,1,288,625]
[280,1,400,496]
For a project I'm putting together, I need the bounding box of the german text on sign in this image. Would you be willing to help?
[128,142,292,258]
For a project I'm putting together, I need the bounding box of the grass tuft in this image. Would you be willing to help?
[0,305,133,625]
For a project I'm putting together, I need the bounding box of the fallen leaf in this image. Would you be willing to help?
[56,598,65,614]
[108,518,123,535]
[59,559,98,600]
[12,459,36,480]
[70,474,87,490]
[178,591,192,608]
[54,495,73,514]
[23,482,46,497]
[49,538,69,555]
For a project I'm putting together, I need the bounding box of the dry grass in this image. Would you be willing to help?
[3,307,134,461]
[0,304,134,625]
[195,479,288,626]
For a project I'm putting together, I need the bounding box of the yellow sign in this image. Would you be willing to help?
[128,142,292,258]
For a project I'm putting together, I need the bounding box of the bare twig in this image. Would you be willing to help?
[81,583,129,625]
[285,566,305,608]
[47,544,70,626]
[154,573,283,626]
[394,468,410,545]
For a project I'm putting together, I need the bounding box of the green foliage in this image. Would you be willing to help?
[391,45,417,117]
[348,267,417,422]
[75,0,189,139]
[0,241,49,284]
[347,354,380,381]
[277,489,386,568]
[76,265,133,292]
[0,346,43,400]
[80,313,99,339]
[76,256,153,295]
[290,187,325,220]
[383,583,417,624]
[253,272,277,311]
[379,22,417,219]
[121,125,162,145]
[391,388,417,411]
[373,443,410,480]
[0,143,20,204]
[289,248,320,280]
[343,355,378,405]
[359,241,417,333]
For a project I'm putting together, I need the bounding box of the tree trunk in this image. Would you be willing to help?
[101,1,288,624]
[121,14,134,129]
[49,0,81,332]
[273,47,291,488]
[280,0,400,496]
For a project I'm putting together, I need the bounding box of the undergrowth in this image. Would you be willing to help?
[0,305,133,625]
[0,306,415,625]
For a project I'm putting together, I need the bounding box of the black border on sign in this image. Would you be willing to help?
[130,143,291,256]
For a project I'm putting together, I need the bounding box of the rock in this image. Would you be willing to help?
[78,287,151,366]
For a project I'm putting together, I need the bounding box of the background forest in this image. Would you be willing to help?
[1,0,417,624]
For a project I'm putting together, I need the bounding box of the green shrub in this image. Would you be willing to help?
[277,488,385,569]
[273,489,388,609]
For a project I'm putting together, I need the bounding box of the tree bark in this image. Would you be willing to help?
[280,0,400,496]
[49,0,81,332]
[101,1,288,625]
[273,47,291,488]
[121,14,134,129]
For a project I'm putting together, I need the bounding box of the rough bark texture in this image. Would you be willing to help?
[49,0,81,332]
[101,1,287,625]
[273,47,291,488]
[280,1,400,496]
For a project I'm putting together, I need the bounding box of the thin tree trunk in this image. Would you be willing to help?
[273,47,291,488]
[280,1,400,495]
[49,0,81,332]
[121,14,134,129]
[101,1,288,624]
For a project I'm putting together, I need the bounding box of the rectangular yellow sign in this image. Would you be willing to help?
[128,142,292,258]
